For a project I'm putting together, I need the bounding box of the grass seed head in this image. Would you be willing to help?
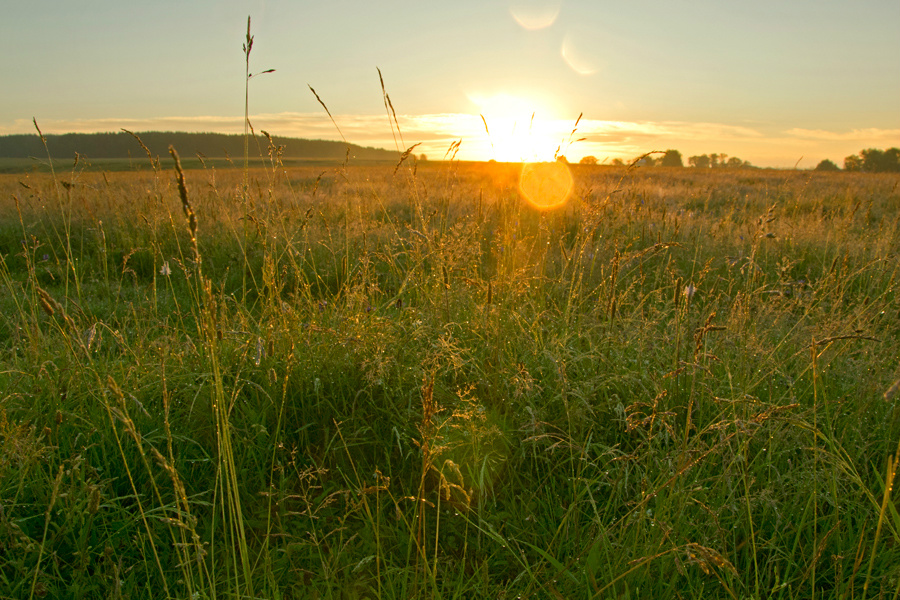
[168,146,197,242]
[36,287,62,317]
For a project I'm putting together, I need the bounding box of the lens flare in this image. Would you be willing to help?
[519,161,573,210]
[561,32,601,76]
[509,0,562,30]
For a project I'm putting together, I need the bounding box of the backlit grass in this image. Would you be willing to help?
[1,158,899,599]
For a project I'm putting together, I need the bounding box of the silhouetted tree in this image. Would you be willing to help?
[689,154,710,168]
[861,148,900,172]
[861,148,885,172]
[611,158,625,166]
[579,155,598,165]
[660,149,683,167]
[686,153,750,168]
[844,148,900,172]
[844,154,862,171]
[815,159,840,172]
[887,148,900,171]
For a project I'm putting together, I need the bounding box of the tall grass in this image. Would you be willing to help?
[0,155,899,598]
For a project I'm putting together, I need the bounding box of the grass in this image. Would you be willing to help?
[0,153,899,599]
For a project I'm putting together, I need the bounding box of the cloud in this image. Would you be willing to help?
[784,128,900,142]
[576,120,765,142]
[0,113,771,146]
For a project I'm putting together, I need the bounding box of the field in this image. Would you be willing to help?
[1,156,899,599]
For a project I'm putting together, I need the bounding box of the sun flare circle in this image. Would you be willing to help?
[519,161,573,210]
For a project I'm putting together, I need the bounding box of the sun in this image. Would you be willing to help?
[464,92,575,209]
[468,93,563,163]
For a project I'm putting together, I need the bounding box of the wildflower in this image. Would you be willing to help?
[159,262,171,276]
[684,284,697,300]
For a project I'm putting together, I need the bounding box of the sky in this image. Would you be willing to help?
[1,0,898,168]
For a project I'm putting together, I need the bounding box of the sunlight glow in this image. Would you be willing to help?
[468,93,565,163]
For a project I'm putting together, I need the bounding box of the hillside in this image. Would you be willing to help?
[0,131,397,162]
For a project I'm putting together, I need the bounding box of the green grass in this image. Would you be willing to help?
[1,159,899,599]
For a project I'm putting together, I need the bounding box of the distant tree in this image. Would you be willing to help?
[419,153,428,162]
[689,154,710,169]
[611,158,625,166]
[579,155,598,165]
[709,153,719,168]
[725,156,744,168]
[859,148,900,172]
[844,154,862,172]
[886,148,900,171]
[814,159,840,172]
[860,148,884,172]
[660,149,684,167]
[843,148,900,172]
[556,155,569,164]
[635,155,657,167]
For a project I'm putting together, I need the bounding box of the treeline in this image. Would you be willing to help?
[579,149,752,168]
[814,148,900,173]
[0,131,397,162]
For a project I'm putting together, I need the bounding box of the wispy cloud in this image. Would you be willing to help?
[784,128,900,142]
[3,113,762,141]
[571,120,765,146]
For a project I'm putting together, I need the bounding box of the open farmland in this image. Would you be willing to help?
[1,158,899,599]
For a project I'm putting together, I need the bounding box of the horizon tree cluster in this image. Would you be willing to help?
[687,153,751,169]
[631,151,752,168]
[842,148,900,172]
[579,150,753,168]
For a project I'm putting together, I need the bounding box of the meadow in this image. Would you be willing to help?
[0,152,899,599]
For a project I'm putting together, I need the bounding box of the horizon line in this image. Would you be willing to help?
[2,113,898,169]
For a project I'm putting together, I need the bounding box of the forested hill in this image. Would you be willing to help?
[0,131,397,162]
